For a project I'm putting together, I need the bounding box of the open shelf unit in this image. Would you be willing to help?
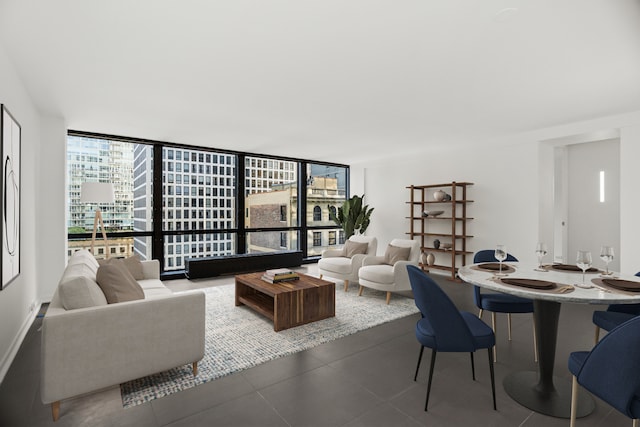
[407,182,473,280]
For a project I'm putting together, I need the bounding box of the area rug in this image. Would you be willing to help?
[120,282,419,407]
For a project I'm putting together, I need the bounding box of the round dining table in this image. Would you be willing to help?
[458,262,640,419]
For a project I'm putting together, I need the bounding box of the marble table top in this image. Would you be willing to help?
[458,263,640,305]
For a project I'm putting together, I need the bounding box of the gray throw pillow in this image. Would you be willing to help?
[342,240,369,258]
[384,244,411,266]
[99,255,144,280]
[96,262,145,304]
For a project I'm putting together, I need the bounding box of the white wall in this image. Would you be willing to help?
[0,43,42,381]
[357,112,640,278]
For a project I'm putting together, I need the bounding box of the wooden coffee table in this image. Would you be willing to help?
[235,272,335,331]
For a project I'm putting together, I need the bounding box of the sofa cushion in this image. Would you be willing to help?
[317,257,353,275]
[96,262,145,304]
[341,239,369,258]
[359,264,395,284]
[58,274,108,310]
[384,244,411,266]
[99,255,145,280]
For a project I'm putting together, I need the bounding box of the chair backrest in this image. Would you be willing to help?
[348,235,378,256]
[407,265,477,352]
[607,272,640,314]
[472,250,519,306]
[473,249,518,263]
[389,239,421,262]
[576,315,640,418]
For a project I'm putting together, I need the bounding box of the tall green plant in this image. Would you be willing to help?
[328,194,374,238]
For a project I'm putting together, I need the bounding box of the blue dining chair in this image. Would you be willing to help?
[592,271,640,344]
[472,249,537,362]
[568,316,640,427]
[407,265,496,411]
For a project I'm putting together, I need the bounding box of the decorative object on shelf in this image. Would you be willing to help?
[422,210,444,217]
[328,194,374,239]
[442,193,452,201]
[433,239,441,249]
[433,190,446,201]
[426,252,435,266]
[441,242,453,250]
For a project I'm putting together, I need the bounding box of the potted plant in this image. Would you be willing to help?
[328,194,374,239]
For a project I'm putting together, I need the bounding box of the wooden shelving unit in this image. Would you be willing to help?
[407,182,473,281]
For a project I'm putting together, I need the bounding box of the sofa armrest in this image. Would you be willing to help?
[41,290,205,405]
[393,260,420,290]
[321,248,345,258]
[362,255,385,266]
[141,259,160,279]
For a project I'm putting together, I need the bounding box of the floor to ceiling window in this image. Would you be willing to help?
[66,132,349,276]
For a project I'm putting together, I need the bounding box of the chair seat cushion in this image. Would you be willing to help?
[318,257,353,275]
[568,351,589,376]
[480,293,533,313]
[593,311,637,332]
[359,264,394,284]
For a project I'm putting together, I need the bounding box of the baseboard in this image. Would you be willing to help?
[0,299,40,383]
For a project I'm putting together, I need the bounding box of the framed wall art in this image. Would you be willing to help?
[1,105,21,290]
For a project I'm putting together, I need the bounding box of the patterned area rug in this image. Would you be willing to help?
[120,282,419,407]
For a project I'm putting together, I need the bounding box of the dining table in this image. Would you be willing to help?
[458,262,640,419]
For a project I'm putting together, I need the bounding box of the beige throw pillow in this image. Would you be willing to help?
[342,240,369,258]
[96,262,145,304]
[98,255,145,280]
[384,244,411,266]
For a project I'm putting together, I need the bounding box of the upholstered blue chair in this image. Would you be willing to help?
[473,249,537,362]
[407,265,496,411]
[592,271,640,344]
[568,316,640,427]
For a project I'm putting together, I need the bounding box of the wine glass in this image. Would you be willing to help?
[600,246,614,276]
[495,244,507,276]
[576,250,593,288]
[535,242,548,271]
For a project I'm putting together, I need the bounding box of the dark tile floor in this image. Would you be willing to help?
[0,264,632,426]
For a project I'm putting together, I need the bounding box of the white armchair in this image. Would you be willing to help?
[358,238,421,304]
[318,236,378,292]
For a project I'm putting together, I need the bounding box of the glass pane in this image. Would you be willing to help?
[67,236,149,261]
[162,147,237,231]
[164,232,236,271]
[306,164,347,226]
[67,136,153,235]
[244,156,299,228]
[306,228,344,256]
[246,230,298,253]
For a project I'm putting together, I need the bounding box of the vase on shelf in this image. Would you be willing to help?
[433,239,440,249]
[433,190,446,201]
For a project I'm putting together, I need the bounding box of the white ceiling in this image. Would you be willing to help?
[1,0,640,164]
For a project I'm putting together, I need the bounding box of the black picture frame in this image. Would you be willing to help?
[1,104,21,290]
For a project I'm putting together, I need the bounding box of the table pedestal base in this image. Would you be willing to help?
[504,371,594,418]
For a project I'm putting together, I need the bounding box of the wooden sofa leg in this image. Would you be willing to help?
[386,292,391,305]
[358,286,364,296]
[344,280,349,292]
[192,361,198,376]
[52,401,60,422]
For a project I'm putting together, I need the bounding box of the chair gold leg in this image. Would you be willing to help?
[52,401,60,422]
[478,308,483,319]
[595,326,600,345]
[507,313,512,341]
[532,314,538,363]
[633,419,638,427]
[358,285,364,296]
[570,376,578,427]
[344,280,349,292]
[386,292,391,305]
[192,361,198,376]
[491,312,497,362]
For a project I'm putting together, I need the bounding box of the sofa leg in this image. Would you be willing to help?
[358,286,364,296]
[319,274,323,279]
[386,292,391,305]
[192,361,198,376]
[52,401,60,422]
[344,280,349,292]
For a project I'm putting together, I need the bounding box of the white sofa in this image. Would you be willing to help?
[41,250,206,421]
